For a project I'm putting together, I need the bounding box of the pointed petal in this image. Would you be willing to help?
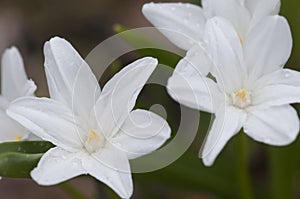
[112,109,171,159]
[252,84,300,109]
[167,65,223,113]
[83,147,132,198]
[253,69,300,89]
[0,108,28,142]
[244,105,299,145]
[252,69,300,108]
[7,97,84,151]
[203,17,244,93]
[44,37,101,121]
[1,47,36,100]
[142,3,206,50]
[31,147,86,185]
[202,0,250,38]
[93,57,157,137]
[244,16,292,81]
[167,45,221,113]
[178,44,214,76]
[246,0,280,25]
[201,106,246,166]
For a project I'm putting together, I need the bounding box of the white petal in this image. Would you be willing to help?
[201,106,246,166]
[203,17,244,93]
[44,37,101,121]
[253,69,300,89]
[244,16,292,81]
[252,84,300,109]
[93,57,157,137]
[202,0,250,38]
[83,147,132,198]
[7,97,84,151]
[167,70,223,113]
[244,105,299,145]
[142,3,206,50]
[111,109,171,159]
[1,47,36,100]
[178,44,213,76]
[0,108,28,142]
[31,147,86,185]
[246,0,280,25]
[167,45,222,113]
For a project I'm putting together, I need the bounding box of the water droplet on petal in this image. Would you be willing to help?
[284,72,291,78]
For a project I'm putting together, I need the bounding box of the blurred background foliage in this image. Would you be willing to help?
[0,0,300,199]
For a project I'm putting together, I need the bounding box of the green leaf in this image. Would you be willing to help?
[0,141,54,178]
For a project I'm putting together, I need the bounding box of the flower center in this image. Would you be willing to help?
[84,129,105,153]
[231,88,252,108]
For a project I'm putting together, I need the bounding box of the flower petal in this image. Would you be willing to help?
[167,45,222,112]
[167,70,223,113]
[1,47,36,100]
[253,69,300,89]
[252,84,300,109]
[0,108,28,142]
[246,0,280,25]
[244,16,292,81]
[7,97,84,151]
[251,69,300,108]
[244,105,299,146]
[93,57,157,137]
[111,109,171,159]
[203,17,244,93]
[142,3,206,50]
[200,106,246,166]
[31,147,86,185]
[44,37,101,121]
[202,0,250,38]
[83,147,132,198]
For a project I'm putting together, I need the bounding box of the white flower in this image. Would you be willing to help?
[7,37,171,198]
[167,16,300,166]
[0,47,36,142]
[142,0,280,50]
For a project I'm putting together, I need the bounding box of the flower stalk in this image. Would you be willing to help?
[236,133,254,199]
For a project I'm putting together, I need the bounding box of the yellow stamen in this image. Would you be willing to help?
[238,33,244,44]
[235,89,247,102]
[87,130,100,144]
[15,135,22,141]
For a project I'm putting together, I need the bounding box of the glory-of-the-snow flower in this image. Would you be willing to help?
[167,16,300,166]
[142,0,280,50]
[7,37,171,198]
[0,47,36,142]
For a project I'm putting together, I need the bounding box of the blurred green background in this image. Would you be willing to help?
[0,0,300,199]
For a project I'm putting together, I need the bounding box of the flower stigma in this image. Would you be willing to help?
[231,88,252,108]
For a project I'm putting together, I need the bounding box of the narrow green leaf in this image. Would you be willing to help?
[0,141,54,178]
[0,141,54,154]
[0,152,43,178]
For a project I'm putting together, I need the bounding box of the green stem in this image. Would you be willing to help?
[236,133,254,199]
[269,147,294,199]
[60,182,90,199]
